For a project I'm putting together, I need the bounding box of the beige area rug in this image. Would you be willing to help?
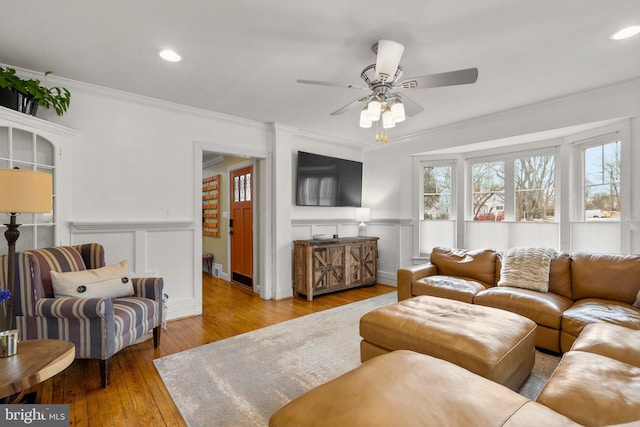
[154,293,559,426]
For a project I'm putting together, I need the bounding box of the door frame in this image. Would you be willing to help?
[227,160,257,289]
[193,140,273,315]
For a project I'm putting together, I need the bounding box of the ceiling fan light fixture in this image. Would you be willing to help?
[359,109,372,128]
[391,102,405,123]
[375,40,405,82]
[610,25,640,40]
[367,100,382,121]
[382,107,395,129]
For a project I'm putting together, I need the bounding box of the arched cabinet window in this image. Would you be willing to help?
[0,108,76,254]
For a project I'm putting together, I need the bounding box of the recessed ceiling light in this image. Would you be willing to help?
[159,49,182,62]
[610,25,640,40]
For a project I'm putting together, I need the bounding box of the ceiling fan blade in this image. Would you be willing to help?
[395,93,424,117]
[374,40,405,82]
[396,67,479,90]
[329,95,372,116]
[296,79,367,90]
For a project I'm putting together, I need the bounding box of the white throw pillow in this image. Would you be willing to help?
[51,260,134,299]
[498,247,557,293]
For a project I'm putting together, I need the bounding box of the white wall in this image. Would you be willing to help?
[364,78,640,275]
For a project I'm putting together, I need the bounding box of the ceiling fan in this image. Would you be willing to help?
[297,40,478,141]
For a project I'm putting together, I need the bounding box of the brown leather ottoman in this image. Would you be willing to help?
[270,350,579,427]
[360,295,537,390]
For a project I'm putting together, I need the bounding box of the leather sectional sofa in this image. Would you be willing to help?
[270,322,640,426]
[398,247,640,353]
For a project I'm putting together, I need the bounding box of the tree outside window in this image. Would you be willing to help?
[423,165,451,220]
[584,141,620,221]
[515,155,555,222]
[472,162,504,221]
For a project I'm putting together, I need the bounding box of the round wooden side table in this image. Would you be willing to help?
[0,339,75,404]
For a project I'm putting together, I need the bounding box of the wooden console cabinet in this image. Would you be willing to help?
[293,237,378,301]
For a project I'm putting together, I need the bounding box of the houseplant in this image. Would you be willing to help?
[0,66,71,116]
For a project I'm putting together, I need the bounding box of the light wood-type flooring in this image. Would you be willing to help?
[24,275,395,426]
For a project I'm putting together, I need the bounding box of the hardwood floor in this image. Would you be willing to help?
[25,275,396,426]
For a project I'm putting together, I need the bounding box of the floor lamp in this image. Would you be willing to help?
[0,168,52,331]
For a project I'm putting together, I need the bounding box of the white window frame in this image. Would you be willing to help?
[573,133,621,222]
[466,146,559,223]
[419,161,457,221]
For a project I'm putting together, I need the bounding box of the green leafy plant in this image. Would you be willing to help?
[0,66,71,116]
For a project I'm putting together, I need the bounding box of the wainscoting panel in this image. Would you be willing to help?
[70,220,195,320]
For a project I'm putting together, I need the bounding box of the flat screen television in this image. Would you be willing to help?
[296,151,363,207]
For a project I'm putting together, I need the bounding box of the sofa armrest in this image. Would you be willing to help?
[35,297,110,319]
[132,277,164,302]
[397,263,438,301]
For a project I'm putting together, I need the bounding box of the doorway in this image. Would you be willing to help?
[201,153,258,290]
[229,165,254,288]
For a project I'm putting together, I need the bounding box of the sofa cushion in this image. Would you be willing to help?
[571,322,640,368]
[537,351,640,427]
[50,260,133,299]
[496,252,572,300]
[571,252,640,304]
[561,298,640,339]
[430,247,497,286]
[412,275,488,304]
[475,286,573,329]
[498,247,556,292]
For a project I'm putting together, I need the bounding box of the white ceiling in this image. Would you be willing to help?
[1,1,639,146]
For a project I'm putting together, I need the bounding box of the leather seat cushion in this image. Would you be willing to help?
[570,322,640,367]
[537,351,640,426]
[270,350,580,427]
[431,247,497,286]
[412,275,488,303]
[561,298,640,339]
[359,295,536,388]
[474,286,573,329]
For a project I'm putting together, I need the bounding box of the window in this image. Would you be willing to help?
[583,141,620,221]
[515,154,555,222]
[422,165,452,220]
[472,161,504,221]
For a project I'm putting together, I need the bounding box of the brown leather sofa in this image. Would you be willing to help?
[398,247,640,353]
[270,323,640,426]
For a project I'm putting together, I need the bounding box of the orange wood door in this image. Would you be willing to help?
[230,165,253,287]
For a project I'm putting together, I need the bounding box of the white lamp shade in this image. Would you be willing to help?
[367,100,381,121]
[375,40,405,82]
[382,108,395,129]
[0,168,52,213]
[359,109,372,128]
[391,102,406,122]
[355,207,370,223]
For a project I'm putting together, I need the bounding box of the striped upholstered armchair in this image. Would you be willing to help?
[8,243,163,387]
